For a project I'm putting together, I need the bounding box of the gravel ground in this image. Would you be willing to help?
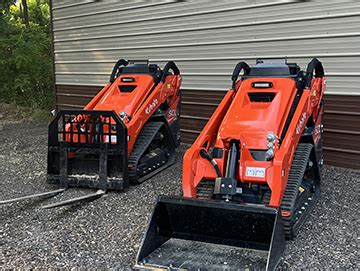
[0,122,359,269]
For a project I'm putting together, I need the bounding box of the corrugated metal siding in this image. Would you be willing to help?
[51,0,360,169]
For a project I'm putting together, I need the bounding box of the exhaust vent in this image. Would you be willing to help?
[248,92,276,102]
[118,85,137,93]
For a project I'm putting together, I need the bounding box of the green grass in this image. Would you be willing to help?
[0,102,53,123]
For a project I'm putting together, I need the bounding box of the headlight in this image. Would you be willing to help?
[119,110,130,121]
[266,131,278,160]
[265,149,274,160]
[267,132,277,142]
[119,110,126,120]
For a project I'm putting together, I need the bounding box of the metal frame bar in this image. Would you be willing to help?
[59,142,69,189]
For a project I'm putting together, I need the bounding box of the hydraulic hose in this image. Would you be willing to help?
[199,149,222,177]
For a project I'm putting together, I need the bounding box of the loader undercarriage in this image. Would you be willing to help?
[128,122,176,184]
[279,143,320,239]
[261,144,320,239]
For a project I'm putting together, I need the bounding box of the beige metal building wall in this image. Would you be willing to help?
[51,0,360,169]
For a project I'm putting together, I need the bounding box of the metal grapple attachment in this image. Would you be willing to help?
[136,196,285,270]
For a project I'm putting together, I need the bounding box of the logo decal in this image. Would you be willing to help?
[166,109,177,123]
[145,99,158,115]
[296,112,307,135]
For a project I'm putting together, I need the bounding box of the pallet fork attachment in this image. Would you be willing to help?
[0,189,66,205]
[41,190,105,209]
[1,110,128,208]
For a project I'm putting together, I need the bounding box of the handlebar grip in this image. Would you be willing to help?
[305,58,324,88]
[110,59,129,83]
[161,61,180,83]
[231,62,249,89]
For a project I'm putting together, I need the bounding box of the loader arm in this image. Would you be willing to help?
[271,88,311,206]
[126,74,181,152]
[271,76,325,206]
[182,89,235,197]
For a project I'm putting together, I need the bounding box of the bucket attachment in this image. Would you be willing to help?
[136,196,285,270]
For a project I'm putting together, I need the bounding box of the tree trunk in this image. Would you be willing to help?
[21,0,29,27]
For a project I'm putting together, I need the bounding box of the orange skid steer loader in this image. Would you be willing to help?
[136,58,325,270]
[1,60,182,209]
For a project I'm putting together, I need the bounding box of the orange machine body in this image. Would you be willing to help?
[66,72,181,154]
[47,60,182,191]
[182,63,325,207]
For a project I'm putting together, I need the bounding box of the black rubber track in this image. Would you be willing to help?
[128,122,175,184]
[281,143,314,240]
[196,180,215,199]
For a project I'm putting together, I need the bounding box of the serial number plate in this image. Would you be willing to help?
[245,167,265,178]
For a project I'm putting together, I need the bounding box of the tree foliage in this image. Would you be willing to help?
[0,0,53,110]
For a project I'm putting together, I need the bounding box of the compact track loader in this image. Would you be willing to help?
[136,58,325,270]
[1,59,182,208]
